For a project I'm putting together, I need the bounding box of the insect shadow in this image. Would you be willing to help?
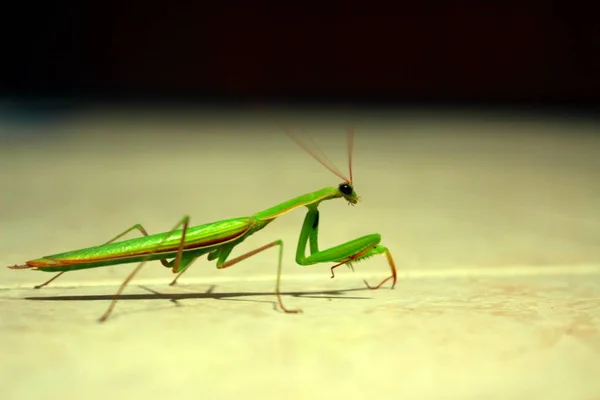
[24,284,375,312]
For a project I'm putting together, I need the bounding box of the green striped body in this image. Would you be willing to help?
[28,217,258,272]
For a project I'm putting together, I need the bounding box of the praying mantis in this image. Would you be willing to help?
[8,128,397,322]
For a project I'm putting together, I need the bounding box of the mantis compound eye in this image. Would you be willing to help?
[338,183,353,196]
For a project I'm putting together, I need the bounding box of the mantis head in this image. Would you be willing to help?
[338,182,359,205]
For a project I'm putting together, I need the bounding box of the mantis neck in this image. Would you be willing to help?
[252,187,340,221]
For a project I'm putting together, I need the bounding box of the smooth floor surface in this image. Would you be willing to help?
[1,109,599,399]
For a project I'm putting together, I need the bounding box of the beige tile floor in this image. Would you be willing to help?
[1,109,599,399]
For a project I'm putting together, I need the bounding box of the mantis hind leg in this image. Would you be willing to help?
[168,253,200,286]
[34,223,171,289]
[296,206,397,289]
[99,216,191,322]
[33,271,66,289]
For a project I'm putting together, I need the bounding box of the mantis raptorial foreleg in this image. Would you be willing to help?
[295,206,397,289]
[33,223,172,289]
[216,206,398,314]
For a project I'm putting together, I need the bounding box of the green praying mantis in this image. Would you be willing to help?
[8,128,397,322]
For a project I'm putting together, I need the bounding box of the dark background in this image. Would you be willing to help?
[3,2,599,111]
